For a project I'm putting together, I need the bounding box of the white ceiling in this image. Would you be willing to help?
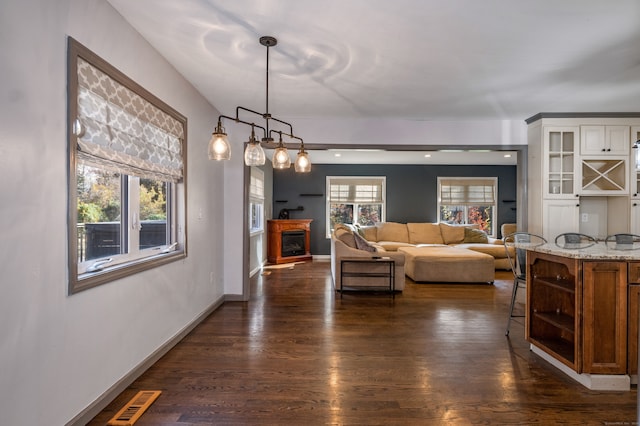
[107,0,640,164]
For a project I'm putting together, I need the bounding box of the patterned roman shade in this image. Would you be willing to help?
[75,58,184,182]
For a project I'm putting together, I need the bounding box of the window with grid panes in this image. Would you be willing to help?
[437,177,497,237]
[326,176,386,237]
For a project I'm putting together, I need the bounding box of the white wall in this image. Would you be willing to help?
[0,1,232,424]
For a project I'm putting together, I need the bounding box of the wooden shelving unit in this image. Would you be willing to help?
[526,251,581,371]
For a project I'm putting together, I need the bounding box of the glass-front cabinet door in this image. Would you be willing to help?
[631,126,640,198]
[544,127,578,198]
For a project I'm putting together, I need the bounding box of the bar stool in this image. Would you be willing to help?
[504,232,547,336]
[554,232,597,250]
[605,233,640,250]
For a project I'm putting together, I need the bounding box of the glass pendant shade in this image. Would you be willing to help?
[272,137,291,169]
[244,129,265,166]
[294,148,311,173]
[208,132,231,161]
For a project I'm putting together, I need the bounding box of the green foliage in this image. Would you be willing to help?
[77,202,102,223]
[139,184,166,220]
[77,166,167,223]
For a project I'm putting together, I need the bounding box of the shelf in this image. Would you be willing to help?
[581,158,626,192]
[530,337,575,364]
[532,311,575,333]
[531,277,576,294]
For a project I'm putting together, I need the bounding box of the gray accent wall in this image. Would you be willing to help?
[273,164,518,255]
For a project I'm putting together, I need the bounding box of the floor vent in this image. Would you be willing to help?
[107,390,161,426]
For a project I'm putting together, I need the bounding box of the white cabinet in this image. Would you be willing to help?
[543,199,580,242]
[527,114,640,243]
[581,125,630,155]
[630,126,640,198]
[631,201,640,235]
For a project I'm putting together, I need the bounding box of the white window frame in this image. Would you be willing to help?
[437,177,497,237]
[68,38,186,294]
[326,176,386,238]
[249,167,265,235]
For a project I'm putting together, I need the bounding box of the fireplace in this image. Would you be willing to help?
[267,219,313,264]
[281,231,306,257]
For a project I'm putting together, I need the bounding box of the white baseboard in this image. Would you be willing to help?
[66,296,225,426]
[530,344,631,391]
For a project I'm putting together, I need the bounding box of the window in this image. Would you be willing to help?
[249,167,265,234]
[326,176,386,237]
[438,177,497,237]
[68,38,186,294]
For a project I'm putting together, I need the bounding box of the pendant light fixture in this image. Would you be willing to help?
[208,36,311,172]
[272,132,291,169]
[295,145,311,173]
[243,125,265,166]
[207,119,231,160]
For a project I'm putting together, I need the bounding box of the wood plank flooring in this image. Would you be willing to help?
[88,260,637,425]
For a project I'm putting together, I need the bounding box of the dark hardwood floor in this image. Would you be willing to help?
[89,261,637,425]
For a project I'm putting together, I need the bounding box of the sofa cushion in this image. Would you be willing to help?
[463,227,489,244]
[353,231,377,252]
[333,224,356,248]
[439,222,468,244]
[454,243,511,259]
[357,225,378,242]
[376,241,415,251]
[501,223,517,239]
[376,222,410,243]
[407,223,444,244]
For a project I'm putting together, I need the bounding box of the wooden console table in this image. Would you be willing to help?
[340,257,395,297]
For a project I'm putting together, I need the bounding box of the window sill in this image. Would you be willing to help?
[250,229,264,237]
[70,250,186,294]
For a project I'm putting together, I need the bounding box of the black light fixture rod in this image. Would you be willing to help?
[265,38,270,121]
[268,129,304,145]
[236,105,294,139]
[217,113,267,139]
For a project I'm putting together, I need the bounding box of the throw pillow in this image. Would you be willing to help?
[353,231,377,252]
[463,227,489,244]
[333,224,357,248]
[439,222,466,244]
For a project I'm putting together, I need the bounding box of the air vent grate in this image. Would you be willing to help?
[107,390,161,426]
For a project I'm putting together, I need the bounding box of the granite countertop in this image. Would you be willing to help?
[527,242,640,260]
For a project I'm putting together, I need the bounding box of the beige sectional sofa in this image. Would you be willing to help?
[331,222,514,287]
[331,224,406,291]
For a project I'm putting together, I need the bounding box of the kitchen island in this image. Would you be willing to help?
[525,243,639,390]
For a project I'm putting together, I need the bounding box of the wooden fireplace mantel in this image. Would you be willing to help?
[267,219,313,264]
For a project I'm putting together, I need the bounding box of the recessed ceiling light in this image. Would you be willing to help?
[504,154,512,158]
[334,153,342,157]
[424,154,431,158]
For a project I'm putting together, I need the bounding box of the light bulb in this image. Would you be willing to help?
[208,132,230,161]
[295,150,311,173]
[272,146,291,169]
